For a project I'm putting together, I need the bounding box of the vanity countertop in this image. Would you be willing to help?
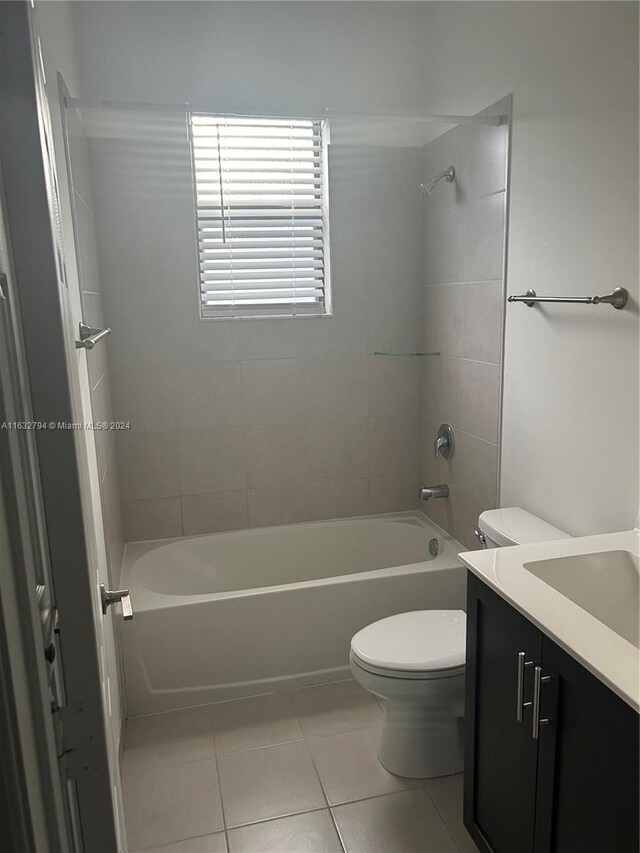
[458,529,640,712]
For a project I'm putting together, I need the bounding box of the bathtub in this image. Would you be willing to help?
[120,512,467,715]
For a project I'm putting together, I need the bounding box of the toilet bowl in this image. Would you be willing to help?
[351,508,570,780]
[350,610,466,779]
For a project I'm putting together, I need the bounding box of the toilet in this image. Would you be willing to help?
[350,507,569,779]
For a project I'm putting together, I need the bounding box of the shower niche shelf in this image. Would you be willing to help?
[374,351,441,357]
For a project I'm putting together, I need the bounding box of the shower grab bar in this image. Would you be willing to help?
[508,287,628,310]
[75,322,112,350]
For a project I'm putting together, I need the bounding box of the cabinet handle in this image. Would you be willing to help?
[517,651,534,722]
[532,665,552,739]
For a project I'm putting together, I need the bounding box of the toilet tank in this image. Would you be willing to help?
[478,507,569,548]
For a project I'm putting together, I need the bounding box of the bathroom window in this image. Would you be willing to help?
[190,113,331,318]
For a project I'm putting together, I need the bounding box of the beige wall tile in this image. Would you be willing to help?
[248,485,311,528]
[368,285,421,353]
[370,475,420,514]
[167,306,241,364]
[368,357,420,417]
[421,207,435,287]
[365,212,421,294]
[122,497,182,541]
[455,431,499,509]
[112,362,177,432]
[450,497,486,550]
[174,361,243,430]
[178,428,247,495]
[308,478,370,521]
[420,416,460,494]
[431,206,465,284]
[420,356,463,423]
[306,418,369,482]
[421,421,497,516]
[421,285,465,357]
[304,288,367,357]
[96,128,436,539]
[419,112,506,546]
[464,192,505,282]
[241,359,308,425]
[306,356,368,421]
[419,495,455,537]
[462,281,504,364]
[238,318,306,360]
[246,423,311,488]
[181,492,248,536]
[117,430,179,501]
[458,359,501,443]
[369,415,420,477]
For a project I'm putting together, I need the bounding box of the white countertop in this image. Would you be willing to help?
[458,529,640,712]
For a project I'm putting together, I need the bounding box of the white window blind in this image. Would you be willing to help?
[190,113,330,318]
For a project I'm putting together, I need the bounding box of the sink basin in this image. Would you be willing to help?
[524,550,640,648]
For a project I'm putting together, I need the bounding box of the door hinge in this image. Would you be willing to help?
[52,700,103,779]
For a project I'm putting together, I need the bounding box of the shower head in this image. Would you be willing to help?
[421,165,455,197]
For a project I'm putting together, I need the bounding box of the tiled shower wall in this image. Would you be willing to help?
[418,99,508,548]
[65,105,124,580]
[88,114,422,540]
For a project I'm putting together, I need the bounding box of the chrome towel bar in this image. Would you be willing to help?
[75,322,112,350]
[508,287,628,310]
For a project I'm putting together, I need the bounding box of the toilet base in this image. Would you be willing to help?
[376,696,464,779]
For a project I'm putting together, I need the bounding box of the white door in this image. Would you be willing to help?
[1,3,125,850]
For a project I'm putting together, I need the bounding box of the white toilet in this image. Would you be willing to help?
[350,507,569,779]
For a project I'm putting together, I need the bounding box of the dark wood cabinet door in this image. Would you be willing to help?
[464,574,543,853]
[535,638,639,853]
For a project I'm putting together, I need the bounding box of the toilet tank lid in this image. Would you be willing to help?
[479,508,569,547]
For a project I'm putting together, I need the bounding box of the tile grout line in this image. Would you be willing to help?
[422,784,464,853]
[223,805,330,834]
[209,724,231,845]
[300,735,348,853]
[139,829,227,852]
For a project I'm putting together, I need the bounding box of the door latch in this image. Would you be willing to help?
[100,584,133,620]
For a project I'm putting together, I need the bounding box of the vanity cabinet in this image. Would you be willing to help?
[464,573,639,853]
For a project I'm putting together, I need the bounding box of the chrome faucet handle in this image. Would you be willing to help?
[434,423,455,460]
[434,435,448,459]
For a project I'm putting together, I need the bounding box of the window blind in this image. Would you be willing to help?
[190,114,330,318]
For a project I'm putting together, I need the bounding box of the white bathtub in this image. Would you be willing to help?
[121,512,467,715]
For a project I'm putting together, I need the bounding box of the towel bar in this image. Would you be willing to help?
[508,287,628,310]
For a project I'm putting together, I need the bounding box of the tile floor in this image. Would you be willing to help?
[121,679,479,853]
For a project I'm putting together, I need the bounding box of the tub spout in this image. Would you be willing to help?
[420,484,449,501]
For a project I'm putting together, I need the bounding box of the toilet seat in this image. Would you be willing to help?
[350,652,465,680]
[350,610,466,679]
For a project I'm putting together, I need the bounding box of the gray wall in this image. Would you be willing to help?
[87,114,422,539]
[419,103,508,548]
